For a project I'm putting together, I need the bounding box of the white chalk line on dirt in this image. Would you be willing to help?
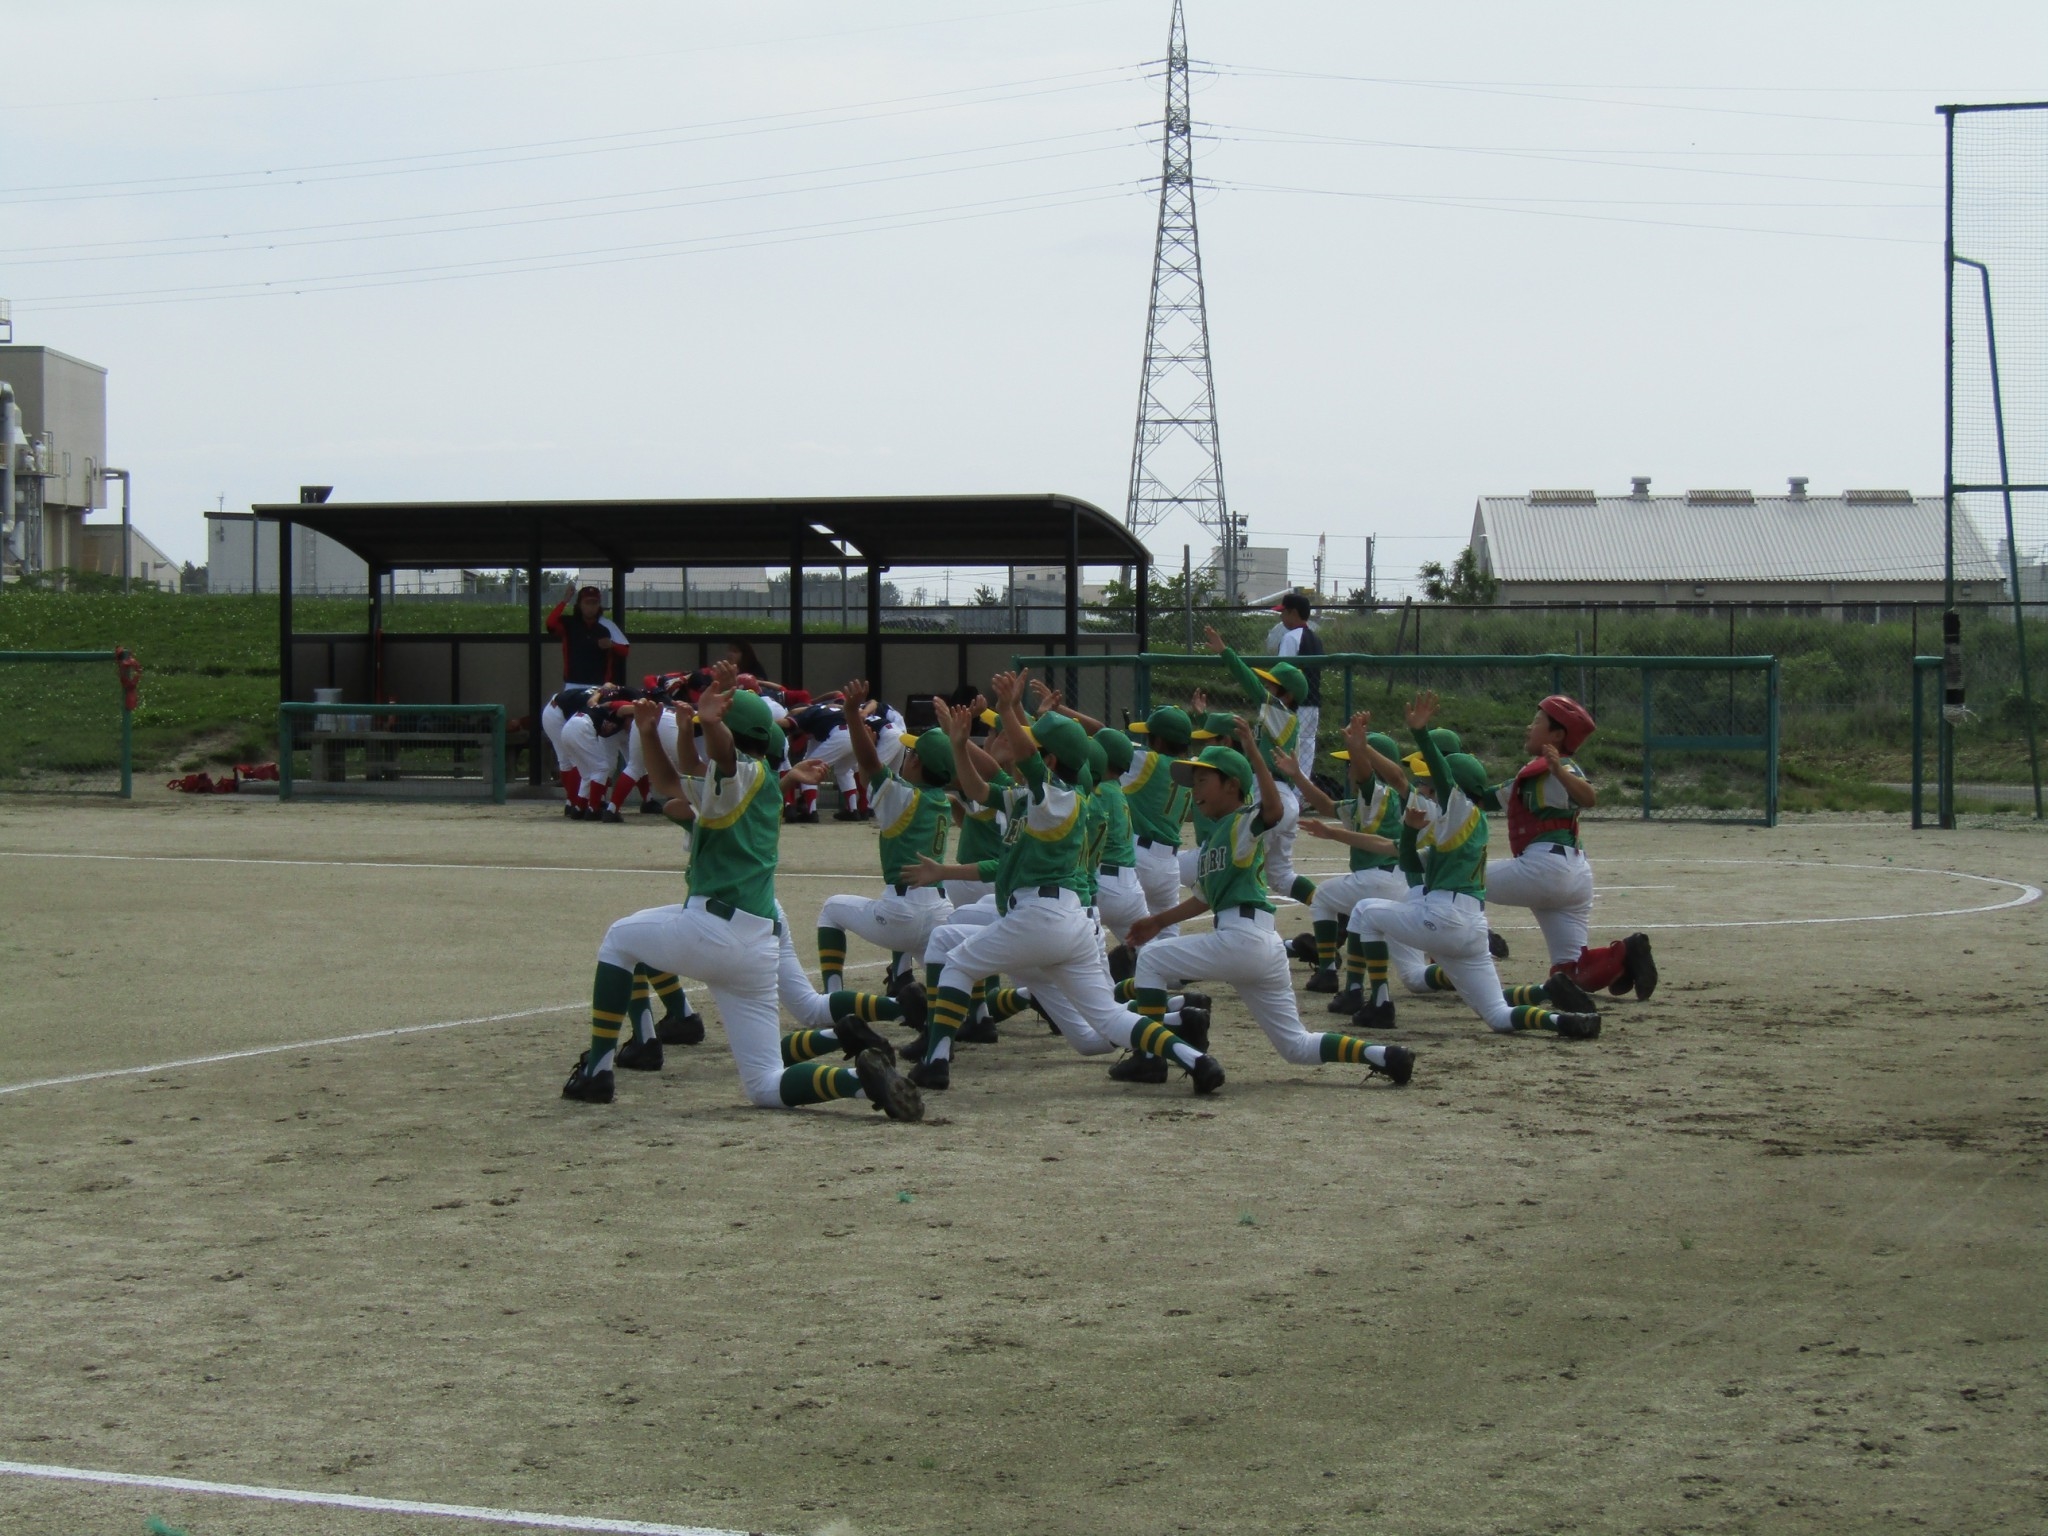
[0,958,890,1099]
[0,1459,753,1536]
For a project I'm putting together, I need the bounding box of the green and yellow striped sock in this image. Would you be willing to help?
[1290,874,1318,904]
[1423,963,1454,993]
[628,967,656,1042]
[971,975,987,1016]
[1344,933,1365,990]
[1503,982,1547,1006]
[816,927,848,991]
[1363,941,1391,1005]
[647,969,686,1023]
[1313,919,1339,969]
[587,961,634,1073]
[985,987,1031,1022]
[1320,1032,1385,1066]
[927,961,945,990]
[927,986,972,1063]
[1129,1006,1203,1071]
[782,1029,837,1065]
[1114,976,1139,1004]
[829,991,904,1025]
[777,1060,861,1106]
[1509,1004,1555,1031]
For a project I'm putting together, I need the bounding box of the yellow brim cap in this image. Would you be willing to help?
[1329,749,1351,761]
[1403,751,1430,775]
[898,732,920,750]
[977,708,1000,727]
[1127,720,1149,734]
[1252,667,1280,686]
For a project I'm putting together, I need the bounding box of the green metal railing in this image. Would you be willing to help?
[0,649,132,798]
[1016,650,1780,825]
[278,702,506,803]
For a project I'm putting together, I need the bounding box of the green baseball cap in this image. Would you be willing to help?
[1252,660,1310,706]
[1171,744,1255,796]
[1095,726,1135,777]
[900,729,955,785]
[1028,712,1092,778]
[1132,705,1193,751]
[765,721,788,763]
[1428,727,1462,754]
[1084,735,1109,789]
[1445,751,1491,800]
[726,688,775,749]
[1367,730,1400,761]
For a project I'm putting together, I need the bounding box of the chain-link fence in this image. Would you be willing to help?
[1946,101,2048,819]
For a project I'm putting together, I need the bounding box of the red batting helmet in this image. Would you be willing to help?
[1539,694,1596,754]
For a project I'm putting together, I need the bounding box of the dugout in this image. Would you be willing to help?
[253,493,1152,788]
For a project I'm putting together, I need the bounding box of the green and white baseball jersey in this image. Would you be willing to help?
[1337,777,1404,872]
[682,753,780,920]
[955,768,1013,864]
[992,747,1089,911]
[1121,750,1191,846]
[1223,648,1300,770]
[1093,777,1136,870]
[1193,803,1276,915]
[1412,731,1488,899]
[871,765,953,884]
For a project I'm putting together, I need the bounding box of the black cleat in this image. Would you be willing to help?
[901,1027,930,1065]
[959,1012,999,1045]
[1025,991,1062,1036]
[908,1055,950,1092]
[831,1014,897,1066]
[1189,1054,1226,1095]
[1287,932,1319,966]
[560,1056,615,1103]
[1107,943,1137,982]
[638,795,667,815]
[1543,972,1597,1014]
[562,801,580,819]
[832,807,865,822]
[896,981,928,1036]
[1177,990,1212,1013]
[567,803,591,821]
[1305,964,1340,994]
[784,806,820,825]
[1327,984,1364,1017]
[1372,1044,1416,1087]
[598,803,624,824]
[1173,1005,1211,1055]
[1625,933,1658,1001]
[1355,996,1396,1031]
[614,1037,664,1072]
[655,1009,706,1047]
[1108,1052,1168,1084]
[854,1048,924,1122]
[1488,928,1510,960]
[1551,1011,1603,1040]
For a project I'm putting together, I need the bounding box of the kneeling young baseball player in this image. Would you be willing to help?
[1482,694,1657,1003]
[1122,717,1415,1088]
[1345,693,1603,1040]
[815,678,956,994]
[560,672,922,1119]
[1286,712,1412,993]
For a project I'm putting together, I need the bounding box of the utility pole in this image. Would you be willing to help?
[1125,0,1230,587]
[1313,533,1325,600]
[1364,535,1375,608]
[102,467,131,594]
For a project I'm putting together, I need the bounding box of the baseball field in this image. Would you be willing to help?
[0,796,2042,1536]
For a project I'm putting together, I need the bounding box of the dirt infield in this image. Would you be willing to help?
[0,797,2042,1535]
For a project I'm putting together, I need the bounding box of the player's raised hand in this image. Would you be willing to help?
[1345,711,1372,749]
[1405,690,1440,731]
[1231,714,1257,752]
[842,678,870,712]
[1027,677,1056,711]
[1299,817,1337,841]
[992,669,1027,709]
[1190,686,1210,714]
[936,700,973,743]
[709,658,741,693]
[969,692,989,718]
[903,854,946,888]
[1403,797,1431,829]
[1202,624,1226,655]
[695,685,732,725]
[1274,749,1301,782]
[787,758,830,786]
[631,697,663,731]
[1541,742,1564,771]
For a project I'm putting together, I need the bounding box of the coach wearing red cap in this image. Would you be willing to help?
[1482,695,1657,1003]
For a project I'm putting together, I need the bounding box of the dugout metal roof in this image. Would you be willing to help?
[1472,489,2006,586]
[250,493,1149,570]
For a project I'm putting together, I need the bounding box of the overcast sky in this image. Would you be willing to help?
[7,0,2043,596]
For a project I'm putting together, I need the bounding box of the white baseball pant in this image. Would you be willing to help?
[1093,865,1149,944]
[623,709,681,785]
[934,891,1139,1053]
[1135,908,1329,1064]
[1262,782,1305,898]
[1315,867,1429,992]
[1134,838,1187,938]
[1348,889,1515,1032]
[774,901,835,1031]
[560,713,627,789]
[819,885,955,975]
[598,897,787,1105]
[1294,705,1320,778]
[1482,844,1595,967]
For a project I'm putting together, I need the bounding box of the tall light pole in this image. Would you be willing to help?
[102,467,131,594]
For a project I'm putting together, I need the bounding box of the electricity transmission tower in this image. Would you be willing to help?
[1125,0,1236,599]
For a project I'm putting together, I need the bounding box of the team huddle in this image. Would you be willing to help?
[553,621,1658,1125]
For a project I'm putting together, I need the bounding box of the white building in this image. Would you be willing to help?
[206,511,372,593]
[1471,479,2008,615]
[78,523,179,591]
[1204,544,1289,604]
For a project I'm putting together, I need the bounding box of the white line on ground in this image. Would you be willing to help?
[0,1003,584,1098]
[0,849,864,879]
[0,1459,754,1536]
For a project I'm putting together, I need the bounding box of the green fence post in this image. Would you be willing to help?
[1765,658,1780,827]
[1910,658,1924,830]
[1342,661,1354,723]
[1640,666,1654,821]
[119,700,132,800]
[278,708,294,801]
[492,706,507,804]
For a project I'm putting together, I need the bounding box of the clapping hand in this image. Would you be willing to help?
[1404,691,1440,732]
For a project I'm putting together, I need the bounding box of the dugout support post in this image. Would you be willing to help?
[525,536,543,788]
[787,517,805,696]
[865,560,883,697]
[277,515,295,705]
